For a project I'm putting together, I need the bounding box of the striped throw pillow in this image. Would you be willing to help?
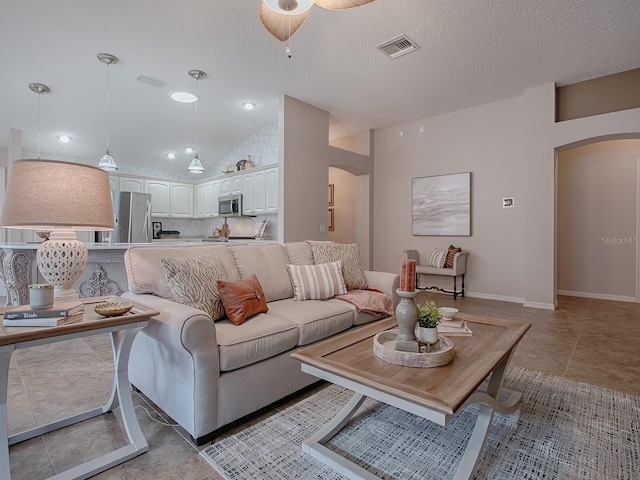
[161,254,227,321]
[428,248,447,268]
[287,261,348,301]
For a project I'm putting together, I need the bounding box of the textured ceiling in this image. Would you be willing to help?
[1,0,639,173]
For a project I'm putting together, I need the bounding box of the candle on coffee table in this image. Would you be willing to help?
[400,259,416,292]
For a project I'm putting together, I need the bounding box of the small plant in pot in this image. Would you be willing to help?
[416,301,442,344]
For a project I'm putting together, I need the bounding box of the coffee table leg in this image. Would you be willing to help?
[1,348,13,480]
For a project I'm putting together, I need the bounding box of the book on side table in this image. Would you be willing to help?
[2,300,85,327]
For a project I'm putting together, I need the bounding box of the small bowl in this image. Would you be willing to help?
[438,307,458,321]
[94,301,133,317]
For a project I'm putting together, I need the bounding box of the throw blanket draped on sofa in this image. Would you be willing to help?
[334,289,394,316]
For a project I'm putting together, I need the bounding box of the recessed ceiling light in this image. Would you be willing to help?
[57,134,71,143]
[242,101,256,110]
[167,153,176,159]
[185,146,194,154]
[169,91,198,103]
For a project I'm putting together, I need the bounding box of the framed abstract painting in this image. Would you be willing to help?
[412,172,471,236]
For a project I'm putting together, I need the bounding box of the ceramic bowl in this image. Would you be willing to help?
[438,307,458,321]
[94,301,133,317]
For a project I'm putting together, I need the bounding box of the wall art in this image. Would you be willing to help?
[412,172,471,236]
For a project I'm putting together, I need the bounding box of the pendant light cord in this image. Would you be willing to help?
[287,16,292,58]
[105,61,111,151]
[37,90,42,159]
[195,77,199,154]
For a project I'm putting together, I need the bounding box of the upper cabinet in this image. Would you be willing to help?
[265,167,279,212]
[109,176,119,191]
[197,179,220,217]
[144,180,193,217]
[119,176,145,193]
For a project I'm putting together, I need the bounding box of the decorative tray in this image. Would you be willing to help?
[373,330,454,368]
[94,301,133,317]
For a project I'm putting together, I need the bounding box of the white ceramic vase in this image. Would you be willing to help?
[416,326,439,345]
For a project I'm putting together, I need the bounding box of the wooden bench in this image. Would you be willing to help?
[403,249,468,299]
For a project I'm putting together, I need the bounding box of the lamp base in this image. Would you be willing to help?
[36,230,88,301]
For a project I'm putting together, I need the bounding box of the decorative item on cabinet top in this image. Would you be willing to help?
[236,155,254,171]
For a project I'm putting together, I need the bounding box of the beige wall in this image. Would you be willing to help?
[373,83,640,308]
[328,167,356,244]
[557,140,639,299]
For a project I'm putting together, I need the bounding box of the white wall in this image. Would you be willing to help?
[373,84,640,308]
[373,97,527,302]
[557,140,639,299]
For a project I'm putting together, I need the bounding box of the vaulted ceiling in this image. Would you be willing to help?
[1,0,639,172]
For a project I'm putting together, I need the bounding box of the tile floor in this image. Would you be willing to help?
[5,294,640,479]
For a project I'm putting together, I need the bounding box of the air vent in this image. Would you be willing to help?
[136,75,166,88]
[376,34,419,59]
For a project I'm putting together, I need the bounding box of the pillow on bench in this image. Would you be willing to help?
[444,245,462,268]
[428,248,448,268]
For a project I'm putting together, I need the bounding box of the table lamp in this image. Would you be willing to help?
[1,159,115,301]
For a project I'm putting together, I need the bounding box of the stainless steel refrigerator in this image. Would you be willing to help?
[105,191,152,243]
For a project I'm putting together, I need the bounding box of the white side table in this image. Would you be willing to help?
[0,297,159,480]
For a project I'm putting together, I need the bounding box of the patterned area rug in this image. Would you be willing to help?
[200,366,639,479]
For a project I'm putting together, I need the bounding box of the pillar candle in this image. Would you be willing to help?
[400,259,416,292]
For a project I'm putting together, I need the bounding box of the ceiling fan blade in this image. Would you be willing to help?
[260,3,311,41]
[314,0,376,10]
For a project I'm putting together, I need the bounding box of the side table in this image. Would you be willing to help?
[0,296,159,480]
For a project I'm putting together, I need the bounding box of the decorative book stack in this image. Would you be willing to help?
[3,300,84,327]
[437,317,473,336]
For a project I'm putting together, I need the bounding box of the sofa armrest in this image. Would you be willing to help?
[452,252,468,275]
[364,271,400,308]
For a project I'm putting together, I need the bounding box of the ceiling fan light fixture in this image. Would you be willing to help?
[263,0,314,15]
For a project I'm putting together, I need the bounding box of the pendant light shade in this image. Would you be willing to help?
[188,69,207,174]
[97,53,119,171]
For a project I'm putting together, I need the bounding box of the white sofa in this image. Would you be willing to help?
[122,242,399,445]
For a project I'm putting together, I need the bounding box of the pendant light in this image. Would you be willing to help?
[187,69,206,174]
[28,82,50,158]
[97,53,119,172]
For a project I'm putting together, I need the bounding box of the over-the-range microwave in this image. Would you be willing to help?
[218,194,243,217]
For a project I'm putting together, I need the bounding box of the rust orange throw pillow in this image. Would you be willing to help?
[444,245,462,269]
[216,274,268,325]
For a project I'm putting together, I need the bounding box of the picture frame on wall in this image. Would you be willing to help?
[328,184,334,206]
[412,172,471,236]
[328,208,334,231]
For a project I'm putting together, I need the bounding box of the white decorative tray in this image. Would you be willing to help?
[373,330,454,368]
[94,301,133,317]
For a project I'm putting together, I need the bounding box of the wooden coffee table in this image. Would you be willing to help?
[291,313,530,480]
[1,296,159,480]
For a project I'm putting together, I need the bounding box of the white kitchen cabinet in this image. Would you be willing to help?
[242,173,254,214]
[211,180,220,216]
[145,180,171,216]
[197,180,219,217]
[170,182,194,217]
[109,175,119,191]
[265,167,278,212]
[220,176,231,196]
[196,183,206,217]
[230,174,243,195]
[252,169,267,214]
[119,176,145,193]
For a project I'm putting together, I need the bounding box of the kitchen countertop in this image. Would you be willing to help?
[0,239,280,250]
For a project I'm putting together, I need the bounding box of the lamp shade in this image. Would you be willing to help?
[1,159,115,231]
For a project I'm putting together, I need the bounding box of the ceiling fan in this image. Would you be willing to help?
[260,0,376,56]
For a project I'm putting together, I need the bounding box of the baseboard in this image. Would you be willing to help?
[463,291,524,304]
[522,300,557,310]
[556,290,637,303]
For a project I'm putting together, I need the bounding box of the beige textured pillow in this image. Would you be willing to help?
[287,261,347,301]
[311,243,367,290]
[160,254,227,321]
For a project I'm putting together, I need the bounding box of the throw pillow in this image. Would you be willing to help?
[428,248,447,268]
[287,261,348,301]
[160,254,227,321]
[311,243,368,290]
[216,274,268,326]
[444,245,462,269]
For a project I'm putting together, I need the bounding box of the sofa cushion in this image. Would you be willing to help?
[160,254,227,321]
[284,242,314,265]
[230,245,294,302]
[287,261,347,301]
[267,298,354,346]
[311,243,368,290]
[217,274,269,326]
[444,245,462,268]
[215,313,299,372]
[124,245,240,299]
[428,248,447,268]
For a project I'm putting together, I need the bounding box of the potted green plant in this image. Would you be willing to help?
[416,301,442,344]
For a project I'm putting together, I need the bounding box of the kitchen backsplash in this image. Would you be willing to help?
[157,215,278,241]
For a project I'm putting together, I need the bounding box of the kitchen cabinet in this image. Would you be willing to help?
[242,170,267,215]
[109,176,119,191]
[144,180,193,217]
[242,173,254,214]
[230,174,242,195]
[119,176,145,193]
[220,176,231,196]
[197,180,220,217]
[265,167,278,212]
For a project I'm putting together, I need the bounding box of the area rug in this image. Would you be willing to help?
[200,366,639,479]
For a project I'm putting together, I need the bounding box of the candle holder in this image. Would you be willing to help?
[394,288,420,352]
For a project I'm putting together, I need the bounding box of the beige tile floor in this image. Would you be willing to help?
[5,294,640,479]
